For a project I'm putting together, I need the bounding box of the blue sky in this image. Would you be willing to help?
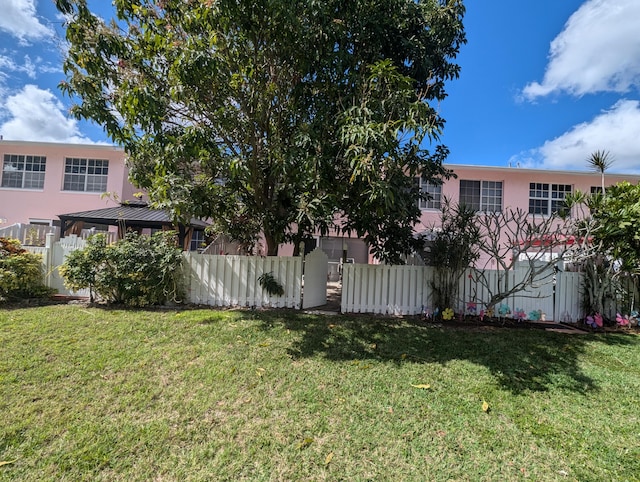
[1,0,640,173]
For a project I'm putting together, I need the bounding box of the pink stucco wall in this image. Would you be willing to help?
[415,164,640,267]
[417,164,640,230]
[0,140,135,227]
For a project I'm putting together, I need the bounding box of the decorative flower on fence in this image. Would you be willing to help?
[498,304,511,317]
[513,308,527,321]
[585,313,603,329]
[421,306,432,321]
[466,302,477,315]
[442,308,454,321]
[616,313,630,327]
[528,309,542,321]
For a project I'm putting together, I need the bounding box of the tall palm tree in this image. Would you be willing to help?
[587,150,614,192]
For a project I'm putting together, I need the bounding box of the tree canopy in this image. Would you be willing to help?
[56,0,466,261]
[585,181,640,273]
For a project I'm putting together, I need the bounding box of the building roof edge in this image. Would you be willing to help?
[444,163,640,178]
[0,139,122,151]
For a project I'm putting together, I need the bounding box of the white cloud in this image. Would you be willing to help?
[0,54,36,78]
[510,100,640,173]
[523,0,640,100]
[0,84,97,143]
[0,0,54,44]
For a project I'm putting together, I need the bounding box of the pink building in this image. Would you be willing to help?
[3,139,639,263]
[281,164,640,268]
[0,139,136,228]
[412,164,640,267]
[416,164,640,229]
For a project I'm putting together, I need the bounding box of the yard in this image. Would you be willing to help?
[1,305,638,481]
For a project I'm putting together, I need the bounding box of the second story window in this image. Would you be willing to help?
[417,179,442,210]
[1,154,46,189]
[63,158,109,192]
[529,183,572,215]
[459,180,502,212]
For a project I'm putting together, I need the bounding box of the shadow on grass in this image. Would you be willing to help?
[258,311,637,395]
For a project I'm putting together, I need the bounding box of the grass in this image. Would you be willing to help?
[0,305,639,481]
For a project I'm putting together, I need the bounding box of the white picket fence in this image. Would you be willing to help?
[24,235,305,308]
[21,233,635,321]
[342,264,429,315]
[182,252,302,308]
[342,263,589,321]
[24,234,90,297]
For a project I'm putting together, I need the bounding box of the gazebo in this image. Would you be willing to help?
[57,201,208,251]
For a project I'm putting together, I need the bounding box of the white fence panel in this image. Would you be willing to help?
[302,248,328,309]
[461,269,500,312]
[420,267,437,313]
[184,253,302,308]
[50,236,89,297]
[25,234,89,297]
[343,263,593,321]
[555,271,583,322]
[0,223,60,246]
[58,234,88,250]
[342,264,427,315]
[507,266,555,318]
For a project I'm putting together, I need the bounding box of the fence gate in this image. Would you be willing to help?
[302,248,328,309]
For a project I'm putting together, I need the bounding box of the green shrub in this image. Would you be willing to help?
[0,237,51,301]
[58,234,108,303]
[59,231,184,306]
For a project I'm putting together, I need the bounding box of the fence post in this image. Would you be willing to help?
[44,232,55,288]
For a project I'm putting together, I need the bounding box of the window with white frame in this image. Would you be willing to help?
[1,154,46,189]
[417,178,442,210]
[190,230,207,252]
[459,179,502,212]
[63,158,109,192]
[529,183,572,215]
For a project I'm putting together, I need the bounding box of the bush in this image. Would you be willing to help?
[0,237,51,301]
[59,231,184,306]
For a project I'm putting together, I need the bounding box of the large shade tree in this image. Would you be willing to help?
[55,0,466,261]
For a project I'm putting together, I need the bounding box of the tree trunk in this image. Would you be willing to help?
[264,231,279,256]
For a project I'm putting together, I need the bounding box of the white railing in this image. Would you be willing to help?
[0,223,60,246]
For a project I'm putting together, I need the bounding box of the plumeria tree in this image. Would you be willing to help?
[472,207,574,311]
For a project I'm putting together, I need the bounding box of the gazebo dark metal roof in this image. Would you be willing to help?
[58,201,208,230]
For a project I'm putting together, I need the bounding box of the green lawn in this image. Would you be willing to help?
[1,305,639,481]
